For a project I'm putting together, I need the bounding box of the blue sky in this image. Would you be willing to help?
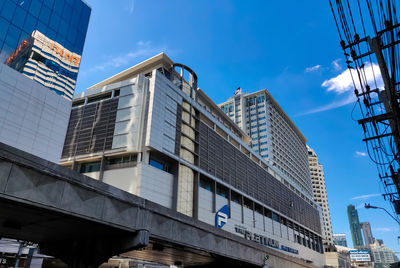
[76,0,399,253]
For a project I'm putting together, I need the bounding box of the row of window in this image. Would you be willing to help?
[199,176,323,253]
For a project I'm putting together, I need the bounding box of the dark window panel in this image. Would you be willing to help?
[36,21,48,35]
[43,0,54,9]
[4,24,21,48]
[23,13,37,34]
[12,6,27,28]
[0,17,10,41]
[18,0,32,11]
[53,0,64,15]
[29,0,42,17]
[39,4,51,24]
[62,3,73,21]
[48,12,60,31]
[1,0,17,21]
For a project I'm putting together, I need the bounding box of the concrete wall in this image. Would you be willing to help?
[0,64,70,163]
[198,188,325,267]
[145,71,183,154]
[112,76,148,152]
[136,163,174,209]
[83,163,174,209]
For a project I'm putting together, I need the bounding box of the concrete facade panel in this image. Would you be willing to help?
[0,65,71,163]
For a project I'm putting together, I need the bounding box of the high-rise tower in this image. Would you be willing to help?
[307,146,333,250]
[347,205,364,248]
[219,90,313,202]
[360,222,374,246]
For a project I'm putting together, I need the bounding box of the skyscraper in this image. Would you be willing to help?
[0,0,91,162]
[219,90,313,202]
[333,233,348,247]
[307,146,333,249]
[360,222,374,246]
[347,205,364,248]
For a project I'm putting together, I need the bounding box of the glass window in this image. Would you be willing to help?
[59,19,69,38]
[49,12,60,31]
[43,0,54,9]
[1,0,17,21]
[18,0,32,11]
[149,158,165,171]
[78,161,100,173]
[36,21,48,35]
[23,13,37,34]
[70,9,80,28]
[29,0,42,17]
[200,177,213,191]
[39,5,51,24]
[0,17,9,41]
[62,3,73,21]
[53,0,64,15]
[4,24,21,48]
[12,6,27,28]
[272,212,280,222]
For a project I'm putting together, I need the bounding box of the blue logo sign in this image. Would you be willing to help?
[215,205,229,229]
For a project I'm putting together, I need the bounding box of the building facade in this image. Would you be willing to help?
[60,53,325,266]
[360,222,374,246]
[347,205,364,248]
[370,240,398,268]
[333,233,348,247]
[218,90,313,201]
[0,0,91,162]
[307,146,333,251]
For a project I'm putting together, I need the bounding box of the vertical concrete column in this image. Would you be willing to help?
[98,155,106,182]
[193,172,199,220]
[212,180,217,213]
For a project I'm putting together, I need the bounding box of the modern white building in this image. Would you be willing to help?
[307,146,333,250]
[60,53,325,266]
[219,90,313,201]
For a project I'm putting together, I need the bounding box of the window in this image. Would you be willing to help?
[272,212,280,222]
[216,184,228,198]
[107,154,137,165]
[200,176,213,191]
[149,158,167,171]
[231,191,241,204]
[78,161,100,173]
[257,95,265,103]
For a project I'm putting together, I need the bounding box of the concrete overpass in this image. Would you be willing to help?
[0,143,318,268]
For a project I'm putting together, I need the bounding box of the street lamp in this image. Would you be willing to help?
[364,203,400,225]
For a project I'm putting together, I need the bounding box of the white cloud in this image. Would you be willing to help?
[295,93,355,116]
[331,59,342,71]
[87,41,165,73]
[305,64,321,73]
[355,151,367,157]
[297,62,383,116]
[321,62,382,95]
[373,227,394,232]
[351,193,381,200]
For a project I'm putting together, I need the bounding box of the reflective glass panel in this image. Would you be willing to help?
[0,0,91,101]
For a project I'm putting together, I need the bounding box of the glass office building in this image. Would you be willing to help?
[0,0,91,99]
